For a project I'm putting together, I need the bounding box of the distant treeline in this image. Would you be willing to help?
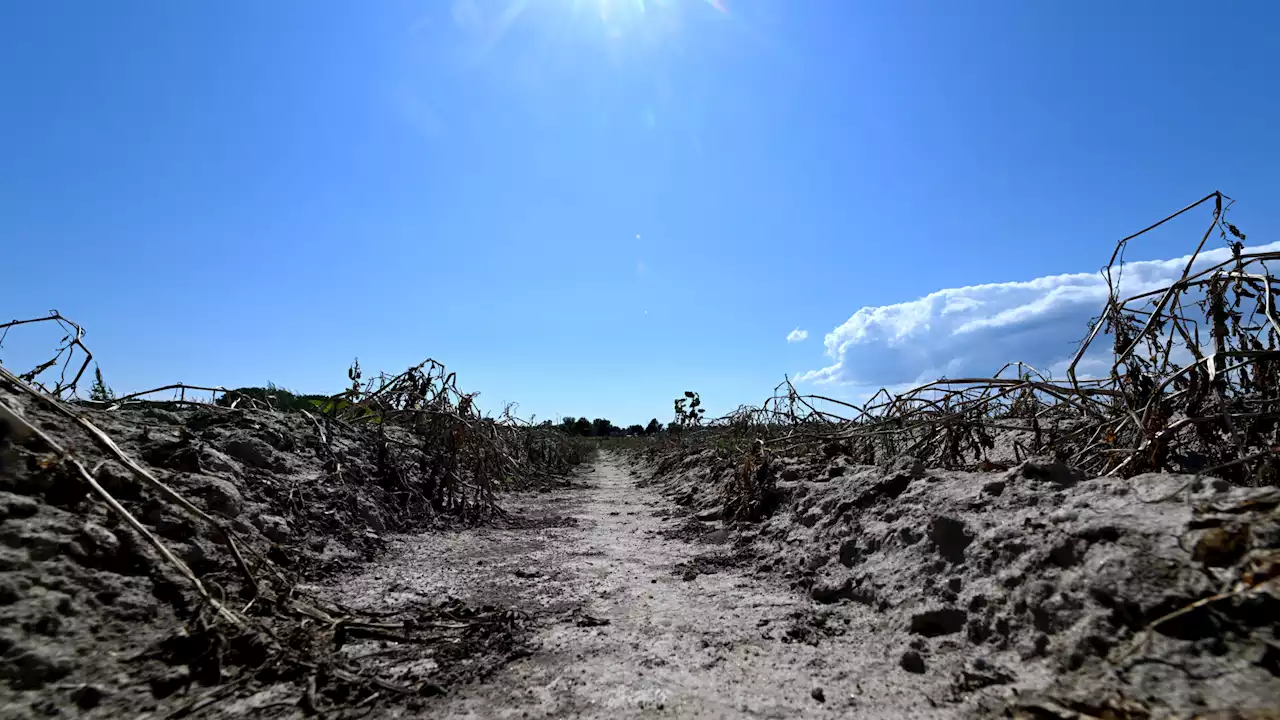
[213,385,329,410]
[554,417,667,437]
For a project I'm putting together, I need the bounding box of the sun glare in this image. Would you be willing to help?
[460,0,730,64]
[571,0,727,19]
[558,0,728,38]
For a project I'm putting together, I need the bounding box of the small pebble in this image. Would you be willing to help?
[811,687,826,703]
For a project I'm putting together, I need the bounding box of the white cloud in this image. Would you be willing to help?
[797,241,1280,387]
[787,328,809,344]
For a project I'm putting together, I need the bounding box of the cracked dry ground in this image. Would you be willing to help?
[314,455,962,719]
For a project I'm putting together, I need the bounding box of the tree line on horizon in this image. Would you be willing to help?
[554,416,667,437]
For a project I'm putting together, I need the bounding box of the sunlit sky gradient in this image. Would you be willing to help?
[2,1,1278,424]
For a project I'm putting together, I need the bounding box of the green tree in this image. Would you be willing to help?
[626,424,644,435]
[573,417,592,436]
[89,365,114,402]
[591,418,614,437]
[644,418,661,434]
[215,385,326,411]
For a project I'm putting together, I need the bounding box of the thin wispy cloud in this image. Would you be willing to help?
[786,328,808,344]
[797,241,1280,388]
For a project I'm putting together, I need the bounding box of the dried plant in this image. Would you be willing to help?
[0,333,590,712]
[0,325,589,519]
[647,192,1280,489]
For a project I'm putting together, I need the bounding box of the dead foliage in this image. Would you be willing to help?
[0,368,532,714]
[0,326,588,714]
[625,192,1280,720]
[0,311,93,397]
[0,323,589,520]
[722,439,779,522]
[662,192,1280,488]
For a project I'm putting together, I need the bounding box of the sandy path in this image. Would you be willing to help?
[321,455,954,719]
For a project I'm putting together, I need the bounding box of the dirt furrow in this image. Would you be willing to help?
[316,455,964,719]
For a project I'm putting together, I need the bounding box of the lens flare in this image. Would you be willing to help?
[559,0,728,40]
[462,0,733,59]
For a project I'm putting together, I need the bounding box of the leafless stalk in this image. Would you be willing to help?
[671,192,1280,484]
[0,311,93,397]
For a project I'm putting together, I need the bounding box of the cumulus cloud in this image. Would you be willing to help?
[787,328,809,344]
[797,241,1280,387]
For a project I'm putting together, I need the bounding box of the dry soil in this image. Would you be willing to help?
[314,455,984,719]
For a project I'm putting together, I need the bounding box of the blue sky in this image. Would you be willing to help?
[2,1,1277,425]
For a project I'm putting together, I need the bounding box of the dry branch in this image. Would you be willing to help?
[675,191,1280,484]
[0,311,93,397]
[0,323,585,713]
